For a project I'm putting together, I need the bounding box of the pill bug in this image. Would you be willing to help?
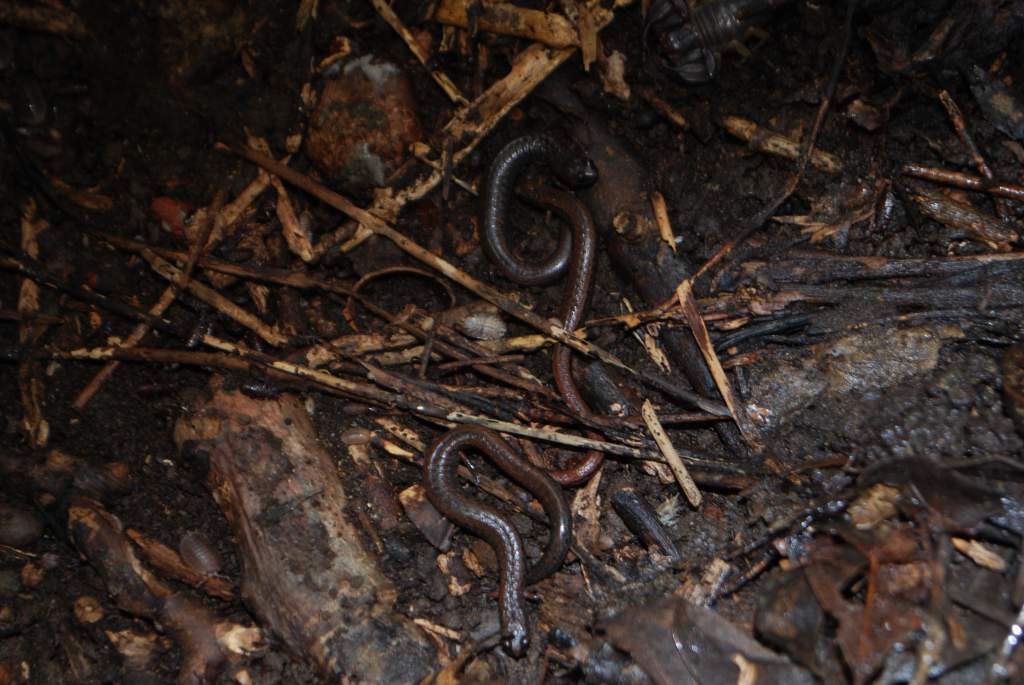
[178,531,222,577]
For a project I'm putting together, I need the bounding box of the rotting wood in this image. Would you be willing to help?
[67,496,261,684]
[172,381,436,681]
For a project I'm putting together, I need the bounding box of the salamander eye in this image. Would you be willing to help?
[556,156,599,189]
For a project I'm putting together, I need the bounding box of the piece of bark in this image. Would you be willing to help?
[172,380,435,682]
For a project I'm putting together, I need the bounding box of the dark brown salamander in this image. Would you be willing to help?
[481,134,605,484]
[423,426,572,657]
[481,132,596,285]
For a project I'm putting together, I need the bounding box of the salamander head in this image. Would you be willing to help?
[546,135,598,190]
[503,627,529,658]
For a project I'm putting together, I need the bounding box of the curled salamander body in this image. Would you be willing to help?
[481,134,605,485]
[481,132,597,285]
[422,426,571,657]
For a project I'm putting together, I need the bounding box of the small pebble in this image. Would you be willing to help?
[73,595,104,624]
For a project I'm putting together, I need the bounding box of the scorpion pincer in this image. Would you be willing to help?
[645,0,795,83]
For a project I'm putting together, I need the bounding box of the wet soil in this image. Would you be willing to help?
[1,0,1023,682]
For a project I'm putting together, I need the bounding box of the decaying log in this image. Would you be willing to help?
[172,379,436,682]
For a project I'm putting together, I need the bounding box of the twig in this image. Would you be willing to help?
[372,0,468,105]
[721,115,842,174]
[936,89,1010,218]
[73,189,228,409]
[902,162,1024,202]
[0,250,180,337]
[141,250,289,347]
[641,399,701,507]
[432,0,578,48]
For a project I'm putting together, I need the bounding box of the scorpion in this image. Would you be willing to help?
[645,0,796,83]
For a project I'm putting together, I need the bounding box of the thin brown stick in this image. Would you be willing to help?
[436,354,526,372]
[902,163,1024,202]
[642,399,701,507]
[937,89,1010,218]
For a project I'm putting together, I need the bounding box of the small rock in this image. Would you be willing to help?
[74,595,105,624]
[305,55,421,190]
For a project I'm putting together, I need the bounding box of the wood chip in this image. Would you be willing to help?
[951,537,1007,572]
[650,191,675,253]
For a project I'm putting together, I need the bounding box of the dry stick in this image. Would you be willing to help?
[73,190,228,409]
[65,343,395,405]
[901,163,1024,202]
[230,146,728,415]
[936,89,1010,218]
[721,115,843,174]
[0,251,180,336]
[432,0,578,48]
[436,354,526,372]
[641,399,701,507]
[637,85,690,130]
[372,0,468,105]
[142,250,288,347]
[441,410,678,465]
[677,280,763,451]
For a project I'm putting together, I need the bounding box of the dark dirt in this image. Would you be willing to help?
[2,0,1024,683]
